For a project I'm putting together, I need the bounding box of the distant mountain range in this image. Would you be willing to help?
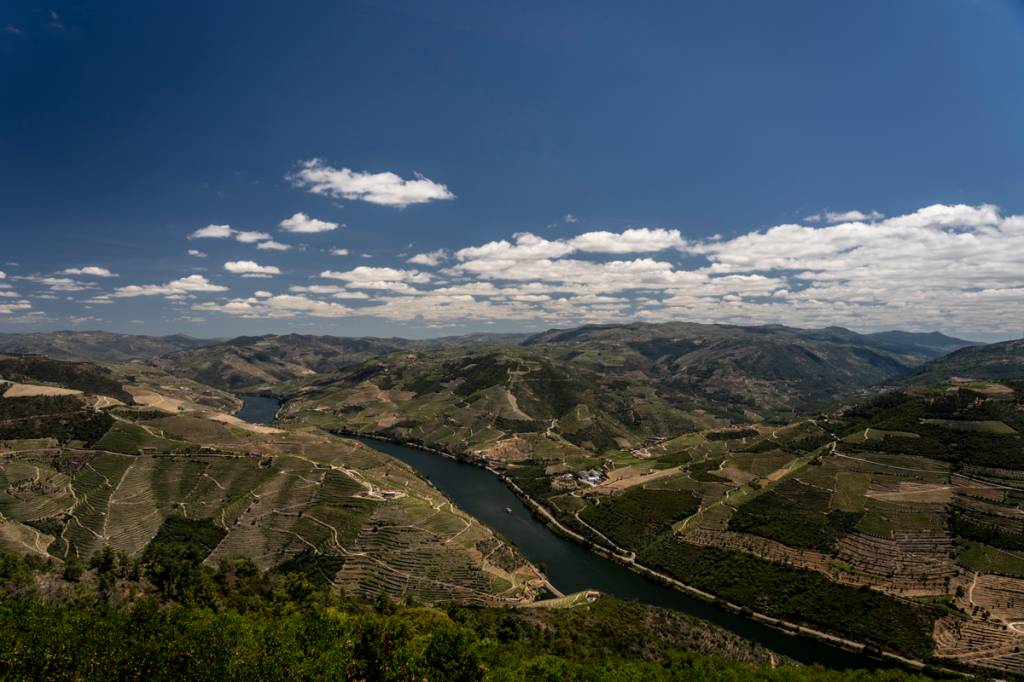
[276,323,983,459]
[0,330,218,362]
[0,325,984,399]
[521,322,976,411]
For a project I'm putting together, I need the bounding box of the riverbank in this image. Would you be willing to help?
[333,428,955,675]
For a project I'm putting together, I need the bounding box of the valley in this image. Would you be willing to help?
[0,324,1022,678]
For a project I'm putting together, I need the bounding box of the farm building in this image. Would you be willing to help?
[576,469,605,486]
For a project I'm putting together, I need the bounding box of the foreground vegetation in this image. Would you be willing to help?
[0,552,940,681]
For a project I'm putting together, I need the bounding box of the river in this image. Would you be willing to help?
[232,396,885,670]
[351,435,888,671]
[235,395,281,424]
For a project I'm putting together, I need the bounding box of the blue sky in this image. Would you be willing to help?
[2,0,1023,340]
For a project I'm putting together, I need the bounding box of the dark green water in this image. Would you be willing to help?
[351,435,890,671]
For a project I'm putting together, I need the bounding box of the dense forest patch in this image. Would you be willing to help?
[637,536,940,660]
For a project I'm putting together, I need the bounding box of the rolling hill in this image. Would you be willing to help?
[906,337,1024,384]
[153,332,531,392]
[282,323,975,463]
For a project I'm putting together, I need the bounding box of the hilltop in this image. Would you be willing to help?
[906,338,1024,385]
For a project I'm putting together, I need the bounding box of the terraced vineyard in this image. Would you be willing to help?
[0,379,545,607]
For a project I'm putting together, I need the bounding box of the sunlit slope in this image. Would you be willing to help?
[0,361,544,606]
[281,323,969,461]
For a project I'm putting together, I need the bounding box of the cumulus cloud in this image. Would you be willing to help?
[320,266,432,284]
[568,228,688,254]
[289,159,455,208]
[17,276,96,292]
[188,224,284,248]
[279,212,338,233]
[0,271,5,279]
[329,248,349,256]
[407,249,447,266]
[61,266,117,277]
[179,202,1024,337]
[804,210,884,224]
[113,275,228,298]
[189,224,234,239]
[456,234,576,262]
[454,228,687,263]
[256,240,292,251]
[289,285,370,300]
[187,249,207,258]
[234,230,272,243]
[194,294,352,318]
[0,300,31,315]
[223,261,281,278]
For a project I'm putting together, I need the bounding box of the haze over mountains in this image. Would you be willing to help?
[0,330,220,362]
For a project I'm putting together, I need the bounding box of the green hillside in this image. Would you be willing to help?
[0,552,939,681]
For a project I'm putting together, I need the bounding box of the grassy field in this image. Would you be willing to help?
[957,541,1024,577]
[93,421,197,454]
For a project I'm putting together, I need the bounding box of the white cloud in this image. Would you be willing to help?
[235,230,272,243]
[189,224,234,239]
[187,224,282,248]
[329,248,349,256]
[24,201,1023,337]
[0,300,31,315]
[804,210,884,224]
[257,240,292,251]
[194,294,352,318]
[564,213,579,224]
[289,159,455,208]
[279,212,339,233]
[407,249,447,266]
[61,266,117,277]
[568,228,688,254]
[456,234,576,262]
[224,261,281,278]
[17,275,96,292]
[112,275,228,298]
[288,285,369,300]
[187,249,207,258]
[0,271,5,279]
[454,228,687,264]
[320,266,432,284]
